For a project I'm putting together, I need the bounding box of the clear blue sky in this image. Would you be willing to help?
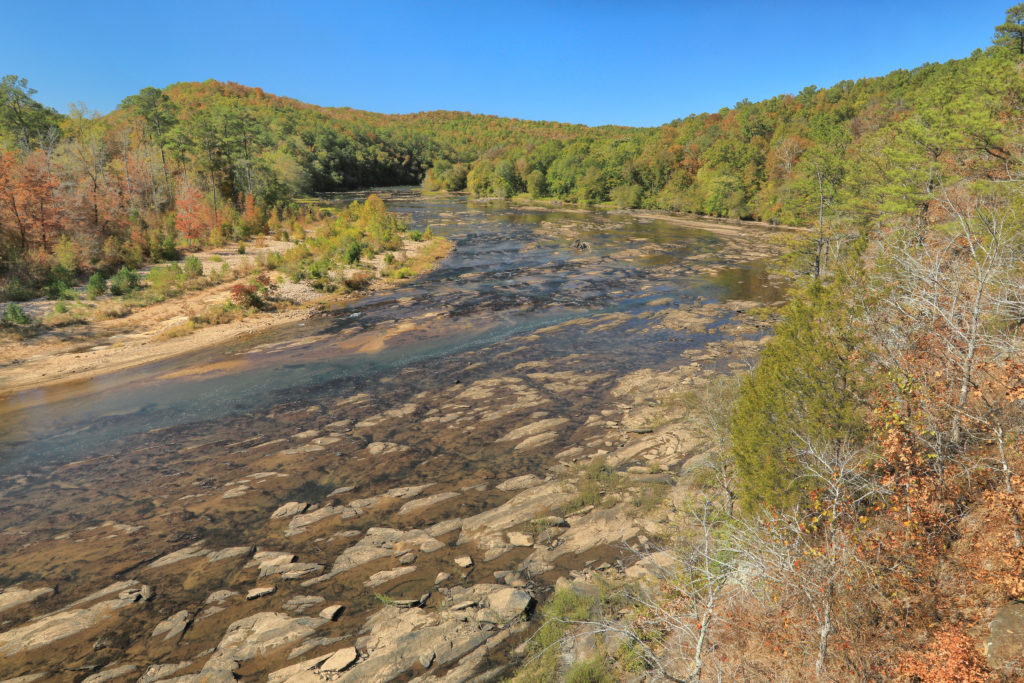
[2,1,1012,127]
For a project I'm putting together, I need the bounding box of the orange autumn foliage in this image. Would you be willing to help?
[896,626,990,683]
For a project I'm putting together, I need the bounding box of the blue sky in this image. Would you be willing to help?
[2,1,1012,127]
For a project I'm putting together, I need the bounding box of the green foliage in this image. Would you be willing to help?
[610,183,642,208]
[566,658,614,683]
[527,169,547,198]
[2,302,30,325]
[85,272,106,298]
[994,3,1024,53]
[147,263,184,297]
[46,264,75,299]
[565,457,622,513]
[109,266,140,296]
[511,588,598,683]
[2,278,34,301]
[53,236,78,273]
[731,281,867,510]
[344,242,363,264]
[408,229,423,242]
[0,75,62,149]
[183,255,203,280]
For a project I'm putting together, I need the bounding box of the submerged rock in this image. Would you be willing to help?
[0,586,54,614]
[0,581,152,656]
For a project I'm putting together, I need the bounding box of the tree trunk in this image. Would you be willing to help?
[815,589,832,679]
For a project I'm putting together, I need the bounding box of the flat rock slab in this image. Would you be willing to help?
[458,482,572,545]
[247,586,277,600]
[0,581,151,656]
[524,505,639,574]
[322,646,358,672]
[203,612,326,673]
[0,586,54,613]
[271,501,309,519]
[364,566,417,588]
[397,491,458,516]
[495,475,544,492]
[151,609,192,641]
[496,418,568,444]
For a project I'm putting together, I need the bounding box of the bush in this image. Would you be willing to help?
[229,283,262,309]
[46,264,76,299]
[54,300,67,314]
[147,264,184,297]
[2,278,34,301]
[408,229,423,242]
[109,266,140,296]
[183,255,203,280]
[343,271,372,290]
[3,302,31,325]
[237,243,246,255]
[566,659,614,683]
[344,242,363,264]
[85,272,106,299]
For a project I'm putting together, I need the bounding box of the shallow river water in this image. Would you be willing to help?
[0,189,783,681]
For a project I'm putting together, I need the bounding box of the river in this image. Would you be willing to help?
[0,188,783,680]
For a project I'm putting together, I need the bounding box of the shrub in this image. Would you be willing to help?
[183,255,203,280]
[408,229,423,242]
[109,266,140,296]
[566,659,614,683]
[343,271,372,290]
[3,278,34,301]
[46,264,76,299]
[390,266,413,279]
[229,283,262,309]
[54,300,67,314]
[85,272,106,299]
[237,243,246,255]
[148,264,185,297]
[344,242,363,264]
[3,302,30,325]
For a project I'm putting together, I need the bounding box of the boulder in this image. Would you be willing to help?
[151,609,192,642]
[271,501,310,519]
[321,646,358,672]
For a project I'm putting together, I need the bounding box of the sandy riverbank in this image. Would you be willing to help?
[0,237,453,397]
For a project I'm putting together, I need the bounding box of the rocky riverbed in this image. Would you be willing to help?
[0,190,785,681]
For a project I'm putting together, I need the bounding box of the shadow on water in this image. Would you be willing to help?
[0,188,782,475]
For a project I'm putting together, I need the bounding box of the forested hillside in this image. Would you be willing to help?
[505,7,1024,682]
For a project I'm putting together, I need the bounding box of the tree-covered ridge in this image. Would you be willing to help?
[2,6,1024,297]
[446,44,1024,227]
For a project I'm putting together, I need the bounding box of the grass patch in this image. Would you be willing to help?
[562,457,623,515]
[510,588,598,683]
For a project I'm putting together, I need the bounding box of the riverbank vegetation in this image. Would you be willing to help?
[510,6,1024,681]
